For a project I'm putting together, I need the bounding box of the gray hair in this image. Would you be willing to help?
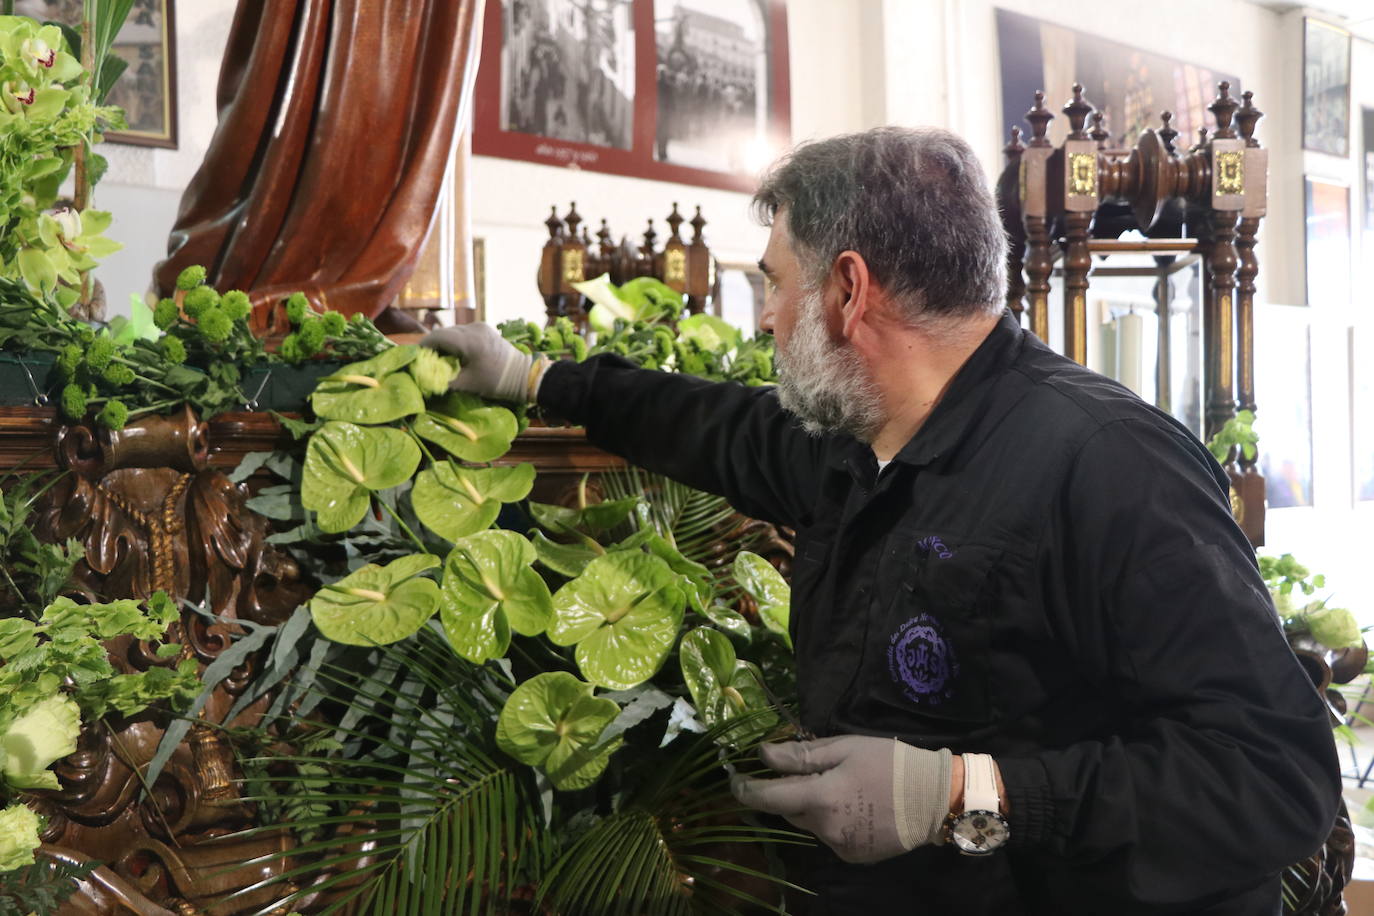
[752,127,1007,325]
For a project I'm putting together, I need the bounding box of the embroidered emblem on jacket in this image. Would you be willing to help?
[916,535,955,559]
[887,613,958,705]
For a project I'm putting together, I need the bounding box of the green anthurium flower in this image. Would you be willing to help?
[0,803,42,872]
[301,421,422,532]
[529,497,640,537]
[677,313,740,354]
[411,461,535,543]
[734,550,792,648]
[495,672,623,791]
[548,552,686,690]
[440,530,551,664]
[413,392,518,462]
[678,627,775,740]
[311,359,426,424]
[310,554,441,646]
[0,693,80,791]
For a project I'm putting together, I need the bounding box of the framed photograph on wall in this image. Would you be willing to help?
[1303,17,1351,157]
[1254,305,1314,509]
[1304,177,1351,307]
[473,0,791,193]
[13,0,179,148]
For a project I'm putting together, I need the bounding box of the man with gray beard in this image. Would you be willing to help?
[422,127,1339,914]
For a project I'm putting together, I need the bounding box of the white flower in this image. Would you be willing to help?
[21,38,55,69]
[0,804,41,873]
[0,694,80,791]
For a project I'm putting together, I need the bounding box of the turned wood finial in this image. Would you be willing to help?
[691,205,707,243]
[1208,81,1239,139]
[564,202,583,238]
[1026,90,1054,147]
[597,218,613,252]
[1089,111,1110,149]
[1064,83,1094,139]
[642,218,657,256]
[1194,126,1209,152]
[666,202,685,241]
[1236,90,1263,147]
[1159,111,1178,155]
[1005,125,1026,159]
[545,205,563,239]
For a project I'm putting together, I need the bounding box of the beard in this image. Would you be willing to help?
[774,287,885,442]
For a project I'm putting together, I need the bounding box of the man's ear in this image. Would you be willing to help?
[830,250,871,339]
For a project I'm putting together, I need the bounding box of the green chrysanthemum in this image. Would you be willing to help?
[183,285,220,319]
[322,311,346,335]
[197,308,233,343]
[55,343,81,378]
[297,317,325,355]
[176,265,207,291]
[75,325,95,344]
[96,399,129,430]
[277,333,303,363]
[570,336,588,361]
[101,363,135,386]
[84,336,114,371]
[285,292,309,325]
[60,383,86,419]
[160,335,186,364]
[221,290,251,321]
[409,346,458,396]
[153,297,180,330]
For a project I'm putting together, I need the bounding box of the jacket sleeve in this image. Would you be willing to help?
[997,416,1341,906]
[536,355,830,529]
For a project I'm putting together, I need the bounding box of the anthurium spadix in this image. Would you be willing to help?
[310,345,425,424]
[678,626,776,740]
[413,392,519,463]
[547,552,686,690]
[495,671,623,791]
[440,530,552,664]
[309,554,441,646]
[301,421,421,532]
[412,461,536,542]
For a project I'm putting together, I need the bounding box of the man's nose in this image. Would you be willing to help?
[759,300,776,334]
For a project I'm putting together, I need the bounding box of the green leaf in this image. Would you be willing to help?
[678,627,775,737]
[495,671,622,791]
[531,529,601,578]
[547,552,685,689]
[301,422,422,532]
[529,496,640,536]
[411,462,534,543]
[413,392,518,462]
[734,550,792,647]
[311,371,425,424]
[17,247,56,293]
[439,530,551,664]
[310,554,441,646]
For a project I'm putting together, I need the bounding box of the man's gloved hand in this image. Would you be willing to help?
[731,735,952,864]
[420,323,546,403]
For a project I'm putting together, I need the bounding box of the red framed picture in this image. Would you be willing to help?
[473,0,790,193]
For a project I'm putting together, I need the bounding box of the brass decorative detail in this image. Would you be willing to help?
[665,248,687,285]
[1069,153,1097,197]
[1229,485,1245,523]
[561,248,585,285]
[1219,294,1233,387]
[1216,150,1244,195]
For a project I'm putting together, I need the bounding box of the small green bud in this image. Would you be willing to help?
[153,297,179,330]
[60,383,87,419]
[176,265,207,291]
[570,336,588,361]
[322,311,346,335]
[555,317,576,340]
[297,317,326,355]
[285,292,310,325]
[526,321,544,345]
[75,325,95,344]
[96,399,128,430]
[544,328,564,352]
[160,335,186,365]
[182,286,220,319]
[278,334,303,363]
[197,308,233,343]
[55,343,81,378]
[84,336,114,371]
[221,290,251,321]
[101,363,135,386]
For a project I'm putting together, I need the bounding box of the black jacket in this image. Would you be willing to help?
[538,311,1341,914]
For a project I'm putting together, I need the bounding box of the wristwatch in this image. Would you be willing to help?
[945,752,1011,856]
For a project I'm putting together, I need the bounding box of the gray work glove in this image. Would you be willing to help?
[731,735,952,864]
[420,323,546,403]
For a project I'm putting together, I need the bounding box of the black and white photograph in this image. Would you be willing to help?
[1302,17,1351,157]
[654,0,770,174]
[499,0,635,150]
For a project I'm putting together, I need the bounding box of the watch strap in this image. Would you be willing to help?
[961,753,999,813]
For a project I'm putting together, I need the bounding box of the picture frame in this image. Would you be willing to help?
[1302,17,1350,157]
[1304,176,1351,307]
[1254,304,1314,509]
[12,0,179,148]
[473,0,791,193]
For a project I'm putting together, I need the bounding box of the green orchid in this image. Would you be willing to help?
[411,461,534,543]
[547,552,686,690]
[495,672,623,791]
[311,346,426,424]
[301,421,421,532]
[439,530,552,664]
[0,692,80,791]
[678,627,775,741]
[733,551,792,648]
[413,392,518,463]
[0,803,41,873]
[309,554,441,646]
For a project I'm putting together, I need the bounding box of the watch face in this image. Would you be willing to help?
[950,810,1010,855]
